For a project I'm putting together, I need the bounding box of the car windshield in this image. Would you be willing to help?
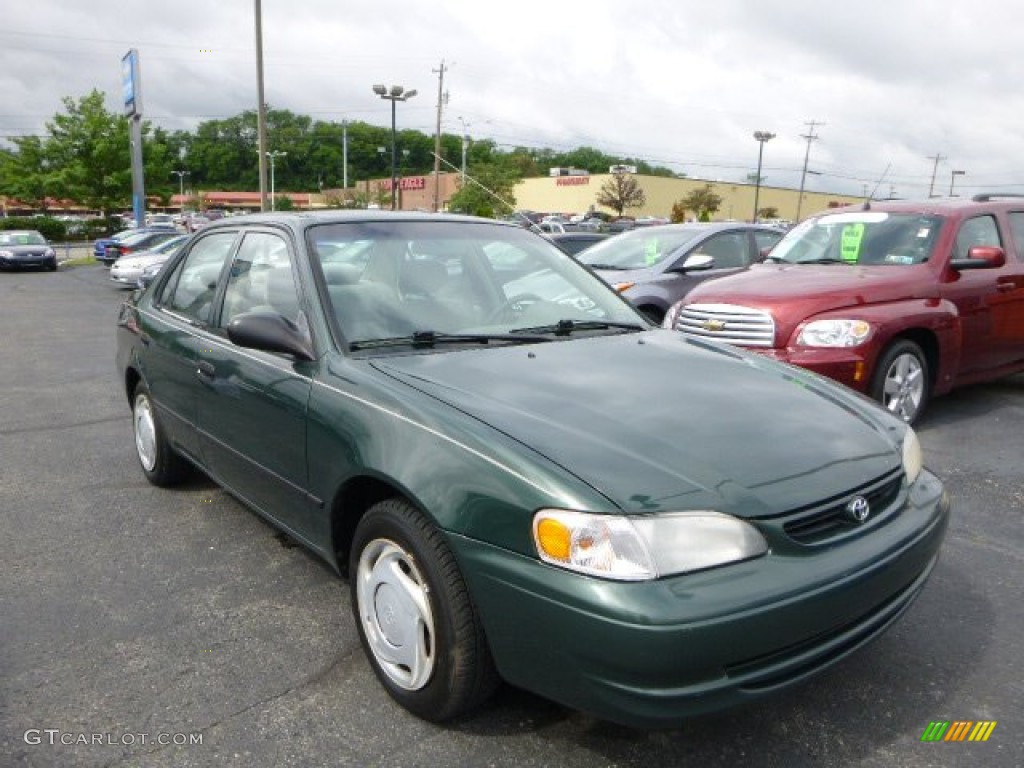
[309,220,645,347]
[576,227,701,270]
[768,212,944,265]
[0,231,46,245]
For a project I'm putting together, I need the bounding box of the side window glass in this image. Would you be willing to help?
[955,216,1001,260]
[165,233,237,324]
[220,232,305,332]
[1007,212,1024,261]
[754,230,783,254]
[694,232,748,269]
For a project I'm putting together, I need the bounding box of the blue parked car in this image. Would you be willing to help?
[94,225,176,263]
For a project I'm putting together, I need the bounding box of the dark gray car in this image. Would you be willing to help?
[577,222,784,323]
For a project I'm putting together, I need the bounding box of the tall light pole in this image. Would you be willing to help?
[752,131,776,223]
[795,120,822,223]
[171,170,189,213]
[949,169,966,196]
[254,0,269,211]
[372,84,417,210]
[266,150,286,211]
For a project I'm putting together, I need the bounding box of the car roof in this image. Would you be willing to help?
[198,210,513,237]
[825,194,1024,218]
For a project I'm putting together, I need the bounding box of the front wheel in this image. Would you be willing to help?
[870,340,929,424]
[350,499,498,722]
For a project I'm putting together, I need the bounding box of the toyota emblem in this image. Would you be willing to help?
[846,496,870,523]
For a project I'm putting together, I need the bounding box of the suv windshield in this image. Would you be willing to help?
[0,231,46,246]
[769,212,944,265]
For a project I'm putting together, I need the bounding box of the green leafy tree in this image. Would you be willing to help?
[595,173,646,216]
[1,136,58,210]
[677,184,723,221]
[273,194,295,211]
[447,163,519,217]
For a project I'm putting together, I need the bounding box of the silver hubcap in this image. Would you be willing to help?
[133,393,158,471]
[881,352,924,422]
[356,538,435,691]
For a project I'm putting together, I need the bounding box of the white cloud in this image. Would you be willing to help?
[2,0,1024,198]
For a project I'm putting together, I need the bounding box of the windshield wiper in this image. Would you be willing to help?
[348,330,553,350]
[582,263,626,270]
[510,319,646,336]
[796,257,851,265]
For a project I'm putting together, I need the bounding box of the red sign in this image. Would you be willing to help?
[556,177,589,186]
[382,177,426,191]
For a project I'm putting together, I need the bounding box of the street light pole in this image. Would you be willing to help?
[752,131,776,223]
[171,170,189,213]
[372,84,417,211]
[949,169,966,196]
[266,150,286,211]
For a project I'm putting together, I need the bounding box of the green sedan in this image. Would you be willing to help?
[116,211,949,728]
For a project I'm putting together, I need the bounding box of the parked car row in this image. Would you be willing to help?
[116,210,949,729]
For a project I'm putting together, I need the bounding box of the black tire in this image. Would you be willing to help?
[870,339,930,424]
[350,498,499,722]
[131,382,189,486]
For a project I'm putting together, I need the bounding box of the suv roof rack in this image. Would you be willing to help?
[971,193,1024,202]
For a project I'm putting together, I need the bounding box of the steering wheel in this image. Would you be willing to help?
[486,292,546,323]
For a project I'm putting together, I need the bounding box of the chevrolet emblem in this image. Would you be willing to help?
[702,319,727,332]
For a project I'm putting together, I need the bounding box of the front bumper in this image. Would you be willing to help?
[0,255,57,269]
[450,470,949,728]
[754,346,874,393]
[110,267,143,284]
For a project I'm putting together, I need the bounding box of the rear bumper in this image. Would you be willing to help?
[450,471,949,728]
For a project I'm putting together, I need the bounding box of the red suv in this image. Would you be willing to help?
[665,194,1024,423]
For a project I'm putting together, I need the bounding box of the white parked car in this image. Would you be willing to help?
[109,235,188,288]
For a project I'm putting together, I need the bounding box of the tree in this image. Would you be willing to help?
[446,163,519,217]
[676,184,723,221]
[595,174,646,216]
[274,195,295,211]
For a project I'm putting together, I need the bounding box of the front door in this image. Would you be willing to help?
[194,230,319,544]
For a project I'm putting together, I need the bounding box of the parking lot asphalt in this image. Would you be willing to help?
[1,264,1022,768]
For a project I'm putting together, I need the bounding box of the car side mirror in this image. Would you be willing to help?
[227,311,315,361]
[951,245,1006,270]
[676,253,714,272]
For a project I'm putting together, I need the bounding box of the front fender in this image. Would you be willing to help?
[792,298,961,394]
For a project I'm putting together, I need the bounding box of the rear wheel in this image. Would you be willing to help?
[870,340,929,424]
[350,498,499,721]
[132,382,189,486]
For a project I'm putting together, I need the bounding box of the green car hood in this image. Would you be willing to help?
[371,331,903,516]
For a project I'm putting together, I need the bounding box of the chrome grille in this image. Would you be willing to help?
[672,303,775,347]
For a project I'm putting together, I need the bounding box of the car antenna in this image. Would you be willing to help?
[863,163,891,210]
[430,152,545,234]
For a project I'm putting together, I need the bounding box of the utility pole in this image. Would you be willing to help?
[927,153,945,198]
[432,59,447,212]
[795,120,823,223]
[342,119,349,190]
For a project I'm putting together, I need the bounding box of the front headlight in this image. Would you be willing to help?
[0,249,13,257]
[797,318,872,347]
[902,427,923,484]
[44,248,56,257]
[532,509,768,581]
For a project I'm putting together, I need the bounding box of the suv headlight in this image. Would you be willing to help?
[902,427,922,484]
[797,318,872,347]
[533,509,768,581]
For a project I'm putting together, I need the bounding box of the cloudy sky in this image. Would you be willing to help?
[3,0,1024,199]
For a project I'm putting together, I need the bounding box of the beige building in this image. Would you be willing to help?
[513,173,863,223]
